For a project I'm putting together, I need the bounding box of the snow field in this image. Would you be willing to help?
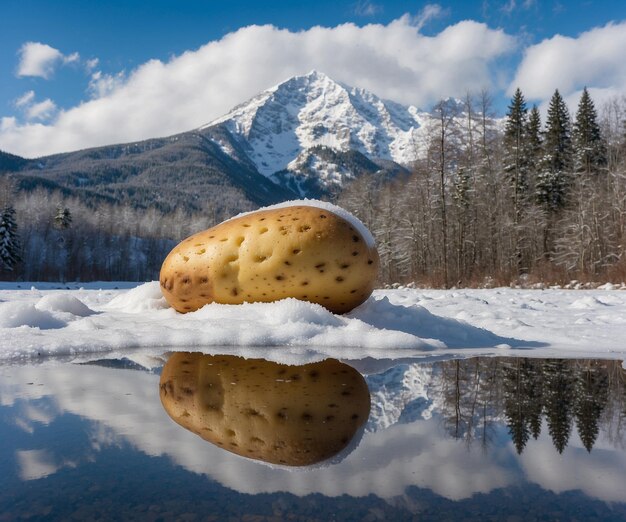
[1,282,626,362]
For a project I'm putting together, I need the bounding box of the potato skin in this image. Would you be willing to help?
[159,205,379,313]
[159,353,370,466]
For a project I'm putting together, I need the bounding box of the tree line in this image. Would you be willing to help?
[339,89,626,287]
[0,184,215,281]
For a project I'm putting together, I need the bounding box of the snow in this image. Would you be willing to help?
[227,198,376,248]
[201,70,428,182]
[1,282,626,362]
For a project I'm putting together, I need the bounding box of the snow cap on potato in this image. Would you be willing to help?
[160,200,379,313]
[159,352,371,466]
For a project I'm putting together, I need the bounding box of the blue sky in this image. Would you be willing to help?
[1,0,626,157]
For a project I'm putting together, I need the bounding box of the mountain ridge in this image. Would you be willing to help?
[1,71,452,214]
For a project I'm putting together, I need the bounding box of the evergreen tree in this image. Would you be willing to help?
[574,362,608,452]
[54,205,73,230]
[503,88,530,208]
[573,87,606,176]
[536,90,573,212]
[0,206,21,272]
[526,105,543,186]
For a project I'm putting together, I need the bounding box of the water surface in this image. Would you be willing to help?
[1,354,625,520]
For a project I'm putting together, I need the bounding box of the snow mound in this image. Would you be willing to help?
[569,296,608,309]
[36,294,95,317]
[105,282,169,313]
[351,296,518,348]
[0,302,65,329]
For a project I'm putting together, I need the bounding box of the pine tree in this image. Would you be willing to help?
[526,105,543,187]
[573,87,606,176]
[503,88,530,209]
[0,206,21,272]
[536,90,573,212]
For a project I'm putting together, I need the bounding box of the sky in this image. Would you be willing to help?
[1,0,625,158]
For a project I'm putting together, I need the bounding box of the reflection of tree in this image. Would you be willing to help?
[542,360,575,454]
[574,360,609,452]
[439,358,500,448]
[434,357,624,455]
[503,359,537,454]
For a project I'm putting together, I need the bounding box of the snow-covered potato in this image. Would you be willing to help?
[159,203,379,313]
[159,353,370,466]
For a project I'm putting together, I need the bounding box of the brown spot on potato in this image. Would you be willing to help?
[336,276,344,282]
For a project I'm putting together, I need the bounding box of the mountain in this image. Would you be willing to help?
[203,70,423,195]
[2,71,435,214]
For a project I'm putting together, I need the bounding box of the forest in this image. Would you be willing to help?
[1,88,626,286]
[339,88,626,287]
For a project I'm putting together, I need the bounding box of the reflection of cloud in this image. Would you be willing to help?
[23,403,56,425]
[16,449,59,480]
[3,362,626,502]
[519,424,626,502]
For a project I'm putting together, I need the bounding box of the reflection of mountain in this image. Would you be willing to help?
[1,356,626,505]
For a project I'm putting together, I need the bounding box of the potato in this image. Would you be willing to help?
[160,204,379,314]
[159,353,371,466]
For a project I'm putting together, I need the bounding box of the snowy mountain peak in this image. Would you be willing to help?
[203,71,429,178]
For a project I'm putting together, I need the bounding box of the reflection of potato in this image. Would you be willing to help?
[159,353,370,466]
[159,205,379,314]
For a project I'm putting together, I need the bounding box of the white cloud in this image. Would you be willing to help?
[16,42,82,79]
[501,0,516,14]
[0,18,515,157]
[64,52,80,64]
[85,57,99,71]
[510,21,626,101]
[13,90,57,122]
[411,3,447,31]
[353,1,382,17]
[26,99,57,121]
[15,90,35,108]
[17,42,64,79]
[88,70,126,98]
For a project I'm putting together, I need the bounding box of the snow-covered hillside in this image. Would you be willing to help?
[202,70,430,182]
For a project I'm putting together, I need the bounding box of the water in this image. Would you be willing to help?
[1,354,625,521]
